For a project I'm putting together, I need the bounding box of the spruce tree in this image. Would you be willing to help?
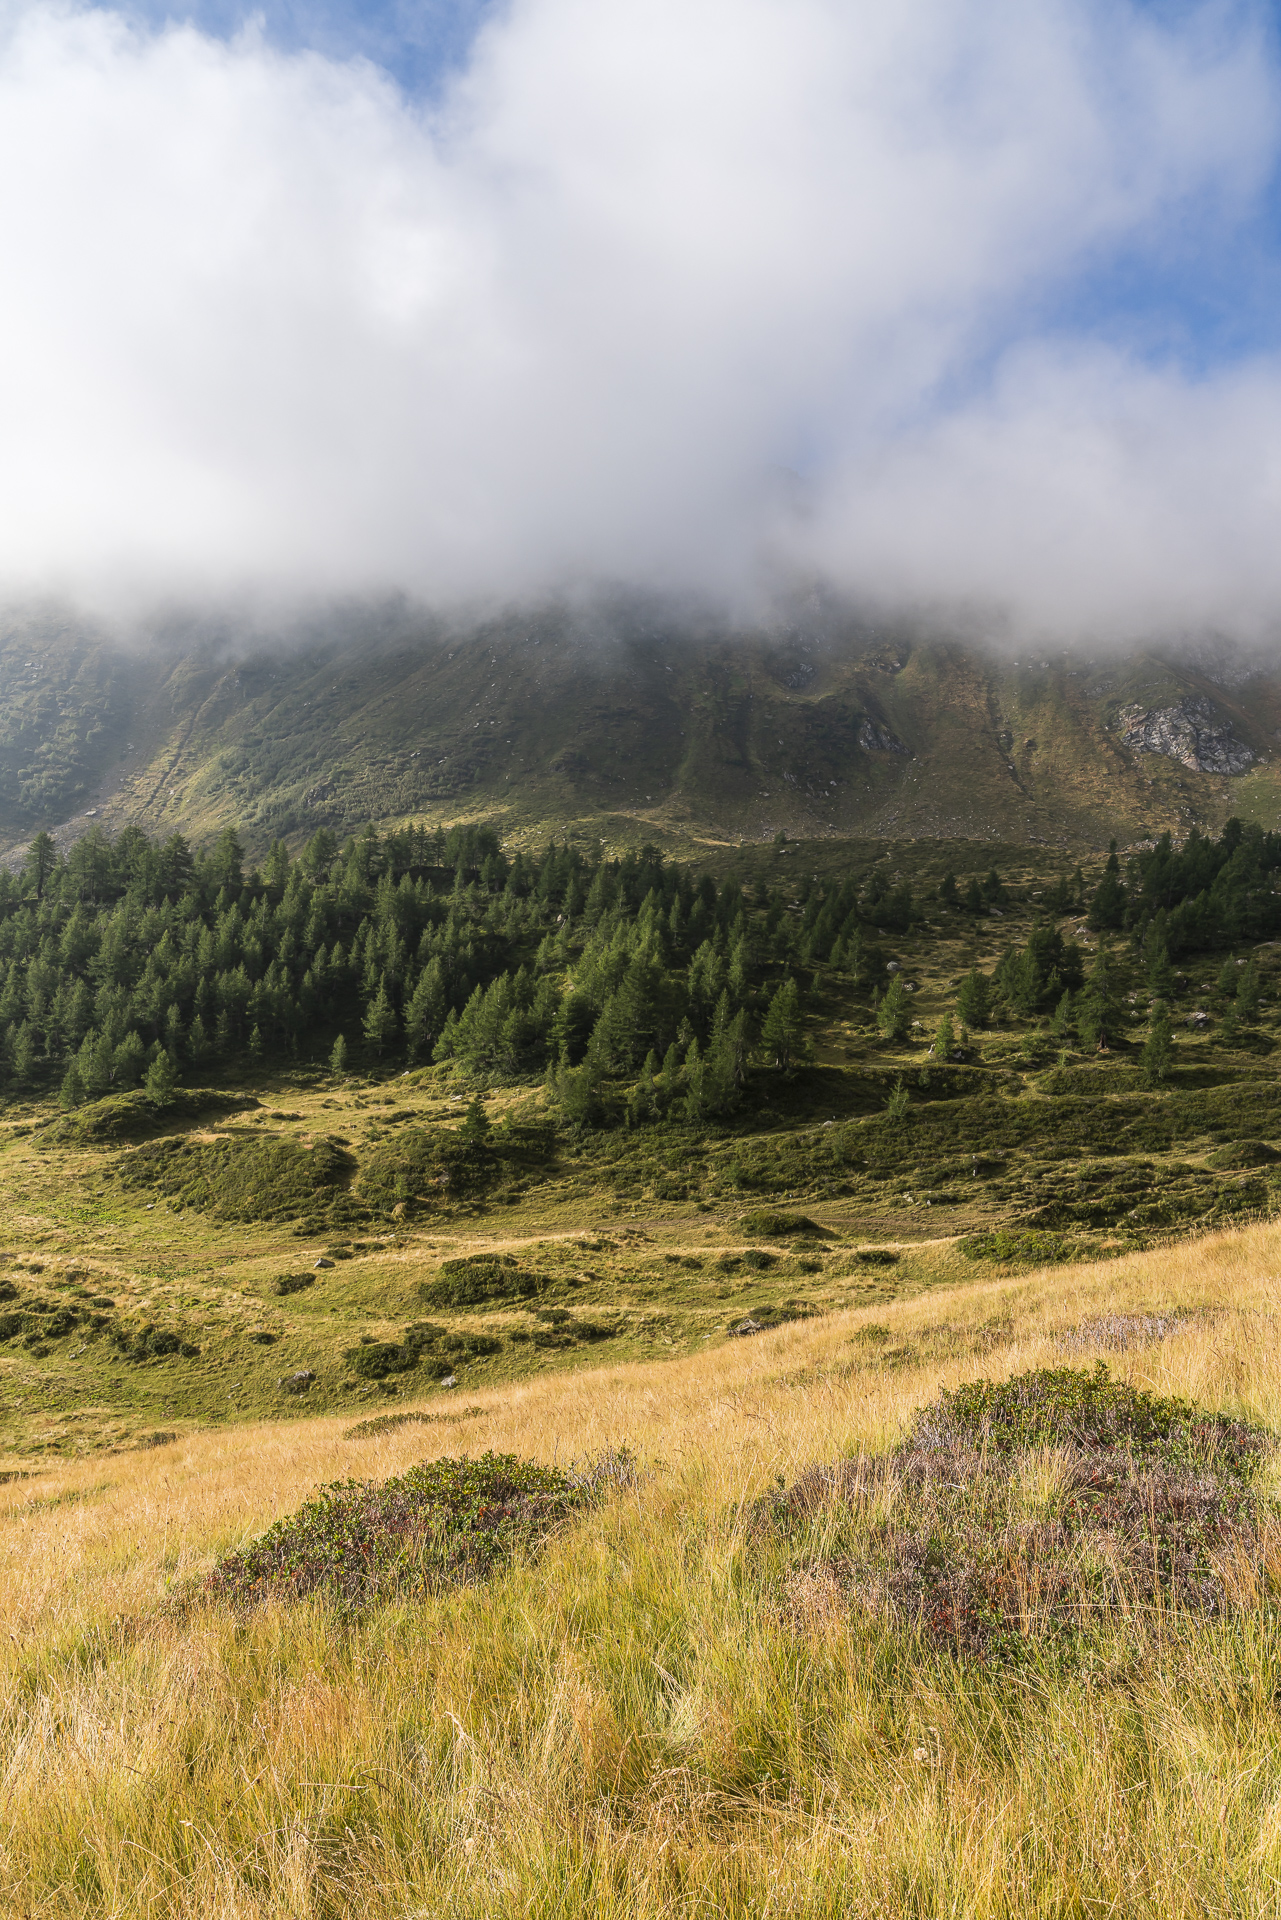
[362,980,397,1057]
[1141,1002,1175,1086]
[877,975,909,1042]
[760,977,805,1069]
[956,967,990,1028]
[144,1048,179,1104]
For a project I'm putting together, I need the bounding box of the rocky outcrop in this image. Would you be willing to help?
[857,719,906,754]
[1118,698,1254,775]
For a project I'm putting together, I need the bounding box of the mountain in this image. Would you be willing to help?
[2,597,1280,861]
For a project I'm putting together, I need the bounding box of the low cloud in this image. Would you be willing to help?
[0,0,1278,637]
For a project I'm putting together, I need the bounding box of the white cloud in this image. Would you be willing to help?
[0,0,1276,633]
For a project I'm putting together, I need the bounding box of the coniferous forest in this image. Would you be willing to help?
[3,814,1281,1127]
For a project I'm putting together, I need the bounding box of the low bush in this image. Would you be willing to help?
[343,1406,486,1440]
[42,1089,258,1146]
[271,1273,315,1297]
[109,1323,201,1362]
[1207,1139,1280,1169]
[114,1135,358,1225]
[914,1362,1268,1472]
[958,1229,1109,1266]
[739,1209,823,1238]
[767,1366,1275,1660]
[346,1321,505,1379]
[200,1452,587,1608]
[418,1253,545,1309]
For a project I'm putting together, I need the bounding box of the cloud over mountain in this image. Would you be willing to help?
[0,0,1278,633]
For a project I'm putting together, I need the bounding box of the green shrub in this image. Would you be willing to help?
[419,1253,545,1308]
[271,1273,315,1297]
[347,1340,419,1380]
[115,1135,357,1225]
[42,1089,257,1146]
[958,1229,1103,1266]
[109,1323,201,1361]
[1206,1139,1280,1168]
[200,1452,586,1609]
[739,1209,822,1238]
[346,1320,505,1378]
[766,1366,1274,1660]
[916,1362,1269,1475]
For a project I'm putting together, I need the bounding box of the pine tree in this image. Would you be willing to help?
[1077,946,1123,1052]
[362,979,397,1057]
[330,1032,349,1075]
[59,1062,86,1108]
[23,831,57,901]
[405,959,446,1061]
[113,1031,147,1088]
[956,967,991,1028]
[1145,934,1175,999]
[760,977,805,1069]
[144,1048,179,1104]
[877,975,909,1042]
[189,1014,213,1066]
[1087,848,1127,931]
[1141,1002,1175,1086]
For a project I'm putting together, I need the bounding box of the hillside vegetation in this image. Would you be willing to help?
[3,1222,1281,1916]
[1,723,1281,1908]
[6,602,1281,863]
[3,813,1281,1455]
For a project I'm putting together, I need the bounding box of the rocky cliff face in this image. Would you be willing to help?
[1118,698,1255,776]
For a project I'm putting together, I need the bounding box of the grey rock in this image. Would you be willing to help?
[314,1257,335,1269]
[279,1370,315,1394]
[1119,698,1254,775]
[857,719,906,754]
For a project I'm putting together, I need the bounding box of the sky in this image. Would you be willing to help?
[2,0,1281,638]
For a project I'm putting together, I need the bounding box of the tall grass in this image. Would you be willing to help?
[5,1222,1281,1916]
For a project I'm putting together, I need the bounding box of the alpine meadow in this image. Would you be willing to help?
[2,602,1281,1914]
[11,0,1281,1909]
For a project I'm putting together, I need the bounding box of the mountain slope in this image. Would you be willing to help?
[3,599,1281,860]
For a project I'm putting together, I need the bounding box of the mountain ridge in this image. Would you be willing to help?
[3,598,1281,861]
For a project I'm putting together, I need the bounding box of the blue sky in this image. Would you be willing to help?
[107,0,1281,375]
[117,0,494,96]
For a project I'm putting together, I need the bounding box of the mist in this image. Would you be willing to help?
[0,0,1280,638]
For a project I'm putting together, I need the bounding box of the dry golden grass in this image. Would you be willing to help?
[5,1221,1281,1916]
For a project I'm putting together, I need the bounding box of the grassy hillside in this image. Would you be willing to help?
[4,1221,1281,1916]
[4,817,1281,1457]
[6,599,1281,862]
[5,618,1281,1911]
